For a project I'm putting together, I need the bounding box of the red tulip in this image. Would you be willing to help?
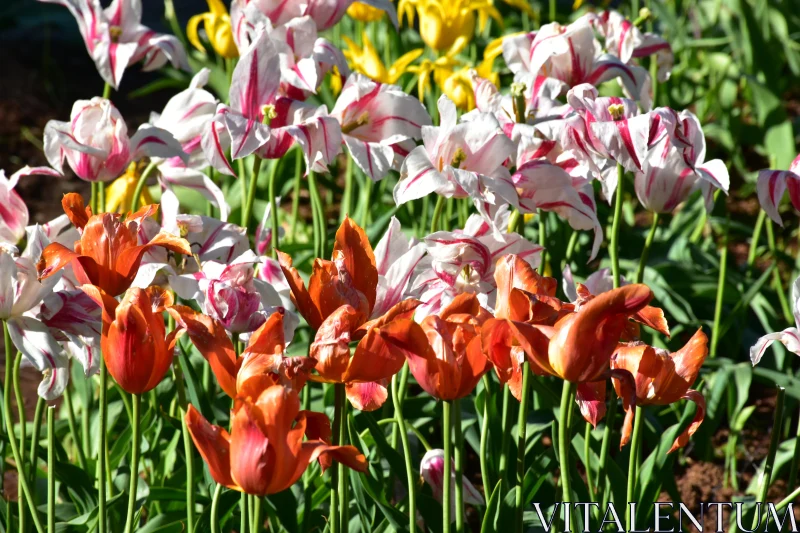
[185,384,367,496]
[82,285,180,394]
[38,193,192,297]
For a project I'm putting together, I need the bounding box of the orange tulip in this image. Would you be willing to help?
[611,329,708,452]
[279,217,421,411]
[168,306,314,398]
[37,193,191,297]
[185,384,367,496]
[82,285,181,394]
[379,293,492,401]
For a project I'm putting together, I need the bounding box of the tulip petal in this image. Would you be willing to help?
[61,192,92,230]
[185,405,237,490]
[7,316,70,400]
[670,328,708,389]
[667,389,705,453]
[610,368,637,449]
[310,305,361,383]
[228,402,273,495]
[345,380,388,411]
[576,381,607,428]
[345,326,407,384]
[168,305,238,398]
[277,250,324,330]
[334,217,378,314]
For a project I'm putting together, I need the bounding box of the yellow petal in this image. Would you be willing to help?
[387,48,425,84]
[207,0,229,16]
[187,13,210,54]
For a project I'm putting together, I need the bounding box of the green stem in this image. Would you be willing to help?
[766,219,793,325]
[64,385,88,470]
[538,212,547,274]
[90,182,98,214]
[240,494,248,533]
[242,156,263,229]
[3,322,44,533]
[787,404,800,490]
[267,159,280,258]
[360,178,373,228]
[430,196,446,233]
[454,400,464,533]
[210,484,223,533]
[102,83,112,99]
[514,362,531,533]
[747,210,766,270]
[443,400,452,533]
[330,384,345,533]
[123,394,142,533]
[751,387,786,531]
[558,381,577,532]
[251,496,262,533]
[584,423,595,501]
[97,362,108,533]
[709,213,729,358]
[14,351,27,533]
[635,212,659,284]
[497,385,512,486]
[47,406,55,533]
[174,360,195,533]
[131,161,158,211]
[626,406,644,532]
[29,397,45,486]
[308,171,327,258]
[479,376,492,493]
[289,151,303,243]
[338,405,349,532]
[610,164,624,289]
[549,0,555,22]
[564,229,578,266]
[341,156,354,223]
[392,374,417,533]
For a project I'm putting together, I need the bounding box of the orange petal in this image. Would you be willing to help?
[610,367,637,449]
[229,402,273,495]
[185,405,237,490]
[251,385,303,493]
[79,284,118,326]
[346,380,389,411]
[62,193,92,230]
[144,285,174,313]
[576,381,607,428]
[344,326,407,384]
[377,318,445,399]
[494,254,556,320]
[668,389,705,454]
[37,242,81,281]
[670,329,708,390]
[308,257,369,323]
[439,293,481,320]
[455,335,492,399]
[632,305,670,337]
[79,213,138,295]
[126,203,159,225]
[103,301,159,394]
[167,305,238,398]
[355,298,421,338]
[309,305,361,383]
[277,250,323,330]
[243,311,285,359]
[334,217,378,314]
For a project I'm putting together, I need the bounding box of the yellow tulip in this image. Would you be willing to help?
[187,0,238,59]
[347,2,387,21]
[437,66,475,110]
[399,0,502,51]
[343,33,424,84]
[105,162,154,214]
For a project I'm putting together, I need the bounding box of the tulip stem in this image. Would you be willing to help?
[29,397,45,487]
[595,398,618,502]
[558,381,577,533]
[242,156,263,229]
[751,387,785,531]
[360,178,372,228]
[747,208,766,270]
[766,219,793,325]
[709,213,729,358]
[787,403,800,490]
[174,359,195,533]
[431,195,446,233]
[392,373,417,533]
[454,400,465,533]
[90,182,99,214]
[308,171,327,258]
[123,394,142,533]
[2,322,44,533]
[330,384,345,533]
[64,385,88,470]
[625,406,644,532]
[610,164,624,289]
[131,161,158,211]
[289,149,303,243]
[479,376,492,493]
[514,362,531,533]
[102,83,111,99]
[98,361,108,533]
[47,406,55,533]
[584,422,595,500]
[251,496,262,533]
[268,159,280,259]
[497,385,512,486]
[210,484,223,533]
[341,155,354,223]
[13,351,28,533]
[443,400,452,533]
[538,212,547,274]
[635,212,659,284]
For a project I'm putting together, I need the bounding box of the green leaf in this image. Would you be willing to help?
[480,480,503,533]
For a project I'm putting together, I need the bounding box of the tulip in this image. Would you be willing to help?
[232,0,397,31]
[611,329,708,452]
[331,73,431,182]
[169,305,313,399]
[399,0,500,52]
[750,275,800,366]
[756,153,800,226]
[170,250,292,335]
[39,287,102,379]
[279,217,421,410]
[105,162,154,214]
[185,384,367,495]
[44,98,187,183]
[413,211,541,319]
[342,33,424,85]
[420,449,485,516]
[38,193,193,297]
[394,95,519,229]
[81,285,180,394]
[0,166,62,246]
[381,293,491,401]
[188,0,239,59]
[38,0,189,89]
[371,216,427,318]
[634,109,729,214]
[347,1,386,21]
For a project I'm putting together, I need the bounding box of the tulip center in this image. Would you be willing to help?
[109,25,123,42]
[260,104,278,126]
[450,147,468,169]
[607,103,625,121]
[342,111,370,134]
